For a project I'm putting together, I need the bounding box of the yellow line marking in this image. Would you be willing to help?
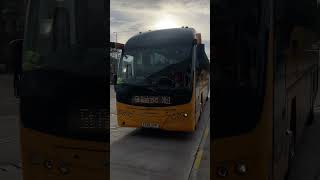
[194,125,210,170]
[194,150,204,169]
[204,126,209,138]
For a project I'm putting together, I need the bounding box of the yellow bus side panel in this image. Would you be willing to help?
[116,100,196,132]
[20,128,108,180]
[116,86,197,132]
[212,31,274,180]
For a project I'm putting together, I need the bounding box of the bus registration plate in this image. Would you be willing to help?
[141,122,159,128]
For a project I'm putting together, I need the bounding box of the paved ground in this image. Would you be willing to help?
[110,86,211,180]
[0,74,22,180]
[189,121,210,180]
[287,93,320,180]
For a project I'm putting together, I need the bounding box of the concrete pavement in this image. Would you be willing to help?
[286,87,320,180]
[287,106,320,180]
[189,121,210,180]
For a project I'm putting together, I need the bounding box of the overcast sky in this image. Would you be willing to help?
[110,0,210,57]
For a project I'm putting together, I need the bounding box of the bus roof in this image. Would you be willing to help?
[125,28,196,49]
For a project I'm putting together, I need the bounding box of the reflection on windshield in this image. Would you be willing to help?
[23,0,106,77]
[118,46,192,89]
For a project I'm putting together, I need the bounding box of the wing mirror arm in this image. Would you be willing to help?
[113,74,117,85]
[9,39,24,98]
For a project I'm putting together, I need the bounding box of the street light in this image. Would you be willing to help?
[113,32,118,44]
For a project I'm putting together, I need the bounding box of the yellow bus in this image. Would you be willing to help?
[12,0,108,179]
[212,0,319,179]
[114,28,210,132]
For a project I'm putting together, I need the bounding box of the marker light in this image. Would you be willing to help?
[236,163,247,175]
[59,165,70,175]
[44,160,53,169]
[183,113,188,117]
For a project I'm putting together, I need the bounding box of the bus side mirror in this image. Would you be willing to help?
[9,39,24,98]
[113,74,117,85]
[52,7,71,51]
[196,44,205,72]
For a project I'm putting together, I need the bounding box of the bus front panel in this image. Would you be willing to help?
[115,29,197,132]
[20,0,108,179]
[212,0,273,179]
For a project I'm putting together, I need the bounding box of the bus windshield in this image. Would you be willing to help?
[19,0,107,141]
[115,29,194,107]
[212,0,268,138]
[23,0,105,76]
[118,45,192,89]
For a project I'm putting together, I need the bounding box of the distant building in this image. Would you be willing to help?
[110,42,124,83]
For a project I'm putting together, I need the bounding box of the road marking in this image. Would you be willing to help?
[0,137,16,144]
[192,124,210,170]
[204,126,209,139]
[194,150,204,169]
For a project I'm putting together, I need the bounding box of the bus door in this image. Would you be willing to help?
[195,45,202,122]
[122,55,134,79]
[273,0,293,179]
[273,31,290,180]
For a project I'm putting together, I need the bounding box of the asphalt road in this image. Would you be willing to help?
[110,86,211,180]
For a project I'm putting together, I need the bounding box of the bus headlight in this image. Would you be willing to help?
[217,166,228,177]
[183,113,188,117]
[235,163,247,175]
[43,160,53,169]
[59,165,70,175]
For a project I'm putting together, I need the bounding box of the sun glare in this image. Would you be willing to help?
[153,16,179,30]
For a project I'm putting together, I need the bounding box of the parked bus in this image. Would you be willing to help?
[212,0,320,179]
[12,0,108,179]
[114,28,210,132]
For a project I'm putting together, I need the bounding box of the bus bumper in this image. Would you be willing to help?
[116,102,196,132]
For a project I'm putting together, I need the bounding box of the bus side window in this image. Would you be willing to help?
[52,7,71,51]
